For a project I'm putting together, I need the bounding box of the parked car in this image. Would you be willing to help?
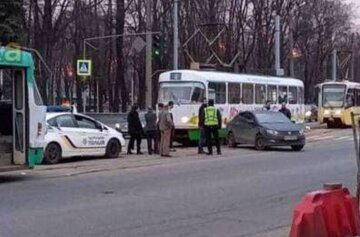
[305,104,318,122]
[43,112,126,164]
[226,111,305,151]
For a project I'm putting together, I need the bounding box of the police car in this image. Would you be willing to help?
[43,111,126,164]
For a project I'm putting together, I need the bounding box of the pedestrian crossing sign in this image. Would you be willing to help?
[77,60,92,76]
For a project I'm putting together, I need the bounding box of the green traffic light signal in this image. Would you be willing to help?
[152,34,163,61]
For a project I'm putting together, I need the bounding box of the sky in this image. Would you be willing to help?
[345,0,360,28]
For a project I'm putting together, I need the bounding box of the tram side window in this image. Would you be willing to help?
[34,81,44,105]
[279,86,288,103]
[255,84,266,104]
[208,82,226,104]
[14,71,24,110]
[289,86,298,104]
[228,83,241,104]
[242,83,254,104]
[346,89,355,107]
[356,89,360,106]
[298,87,304,104]
[267,85,277,104]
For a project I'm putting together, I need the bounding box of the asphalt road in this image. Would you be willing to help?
[0,128,358,237]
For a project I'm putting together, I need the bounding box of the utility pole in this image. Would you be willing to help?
[332,33,337,81]
[173,0,179,70]
[274,14,283,76]
[332,49,337,81]
[83,41,87,112]
[351,33,355,81]
[289,10,295,78]
[145,0,152,108]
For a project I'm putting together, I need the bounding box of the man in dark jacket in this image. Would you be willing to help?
[144,106,158,155]
[279,102,292,120]
[127,105,144,155]
[198,98,207,154]
[168,101,176,151]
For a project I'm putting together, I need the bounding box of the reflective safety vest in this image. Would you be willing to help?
[204,106,218,126]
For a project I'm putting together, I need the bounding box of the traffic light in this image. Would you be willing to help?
[152,34,162,61]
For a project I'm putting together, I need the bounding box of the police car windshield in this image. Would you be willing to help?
[159,82,205,104]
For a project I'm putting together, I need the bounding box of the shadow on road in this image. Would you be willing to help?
[231,145,301,152]
[0,175,31,184]
[58,156,123,164]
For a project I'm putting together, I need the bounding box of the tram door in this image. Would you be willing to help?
[12,70,26,165]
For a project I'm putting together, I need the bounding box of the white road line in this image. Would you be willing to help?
[334,136,351,141]
[307,135,334,141]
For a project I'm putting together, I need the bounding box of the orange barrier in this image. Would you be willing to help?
[289,183,360,237]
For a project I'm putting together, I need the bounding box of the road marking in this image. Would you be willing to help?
[308,135,334,141]
[334,136,351,141]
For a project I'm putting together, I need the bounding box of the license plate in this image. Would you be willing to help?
[284,136,298,141]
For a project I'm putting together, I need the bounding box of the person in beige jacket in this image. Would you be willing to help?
[158,104,174,157]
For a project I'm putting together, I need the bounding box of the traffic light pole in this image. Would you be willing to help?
[82,31,160,111]
[173,0,179,70]
[146,0,153,108]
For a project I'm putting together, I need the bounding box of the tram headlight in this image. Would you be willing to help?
[324,109,330,116]
[181,116,189,123]
[335,109,342,116]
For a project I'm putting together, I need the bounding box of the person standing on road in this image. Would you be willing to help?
[127,105,144,155]
[156,103,164,153]
[144,106,158,155]
[159,104,174,157]
[279,102,292,120]
[203,99,222,155]
[263,100,271,111]
[198,98,207,154]
[168,101,176,152]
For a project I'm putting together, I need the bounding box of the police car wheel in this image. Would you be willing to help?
[43,143,62,164]
[105,139,121,158]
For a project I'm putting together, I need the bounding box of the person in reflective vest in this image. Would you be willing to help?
[203,99,222,155]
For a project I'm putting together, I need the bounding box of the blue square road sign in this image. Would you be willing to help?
[77,60,92,76]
